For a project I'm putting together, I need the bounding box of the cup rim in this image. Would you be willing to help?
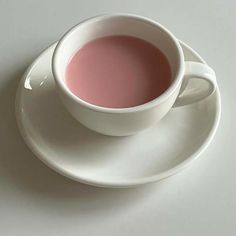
[52,13,184,114]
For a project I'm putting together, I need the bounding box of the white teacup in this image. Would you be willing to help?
[52,14,216,136]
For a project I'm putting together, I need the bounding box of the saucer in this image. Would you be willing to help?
[15,41,221,188]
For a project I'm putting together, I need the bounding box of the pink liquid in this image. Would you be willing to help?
[66,35,172,108]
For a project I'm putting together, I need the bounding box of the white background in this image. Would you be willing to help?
[0,0,235,235]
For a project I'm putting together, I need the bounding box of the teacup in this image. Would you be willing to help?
[52,14,216,136]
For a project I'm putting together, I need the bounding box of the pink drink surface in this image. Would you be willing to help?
[66,35,172,108]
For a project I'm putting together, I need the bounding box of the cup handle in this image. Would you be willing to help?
[173,61,216,107]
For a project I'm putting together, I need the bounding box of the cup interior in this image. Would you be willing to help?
[53,14,183,108]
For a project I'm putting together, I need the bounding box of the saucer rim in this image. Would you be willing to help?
[15,41,221,188]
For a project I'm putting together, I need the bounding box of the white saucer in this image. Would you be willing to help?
[16,41,221,188]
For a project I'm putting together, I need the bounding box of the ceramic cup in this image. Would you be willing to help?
[52,14,216,136]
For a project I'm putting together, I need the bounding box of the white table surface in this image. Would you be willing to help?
[0,0,235,235]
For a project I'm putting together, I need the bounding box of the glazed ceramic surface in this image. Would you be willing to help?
[52,14,217,136]
[16,41,221,187]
